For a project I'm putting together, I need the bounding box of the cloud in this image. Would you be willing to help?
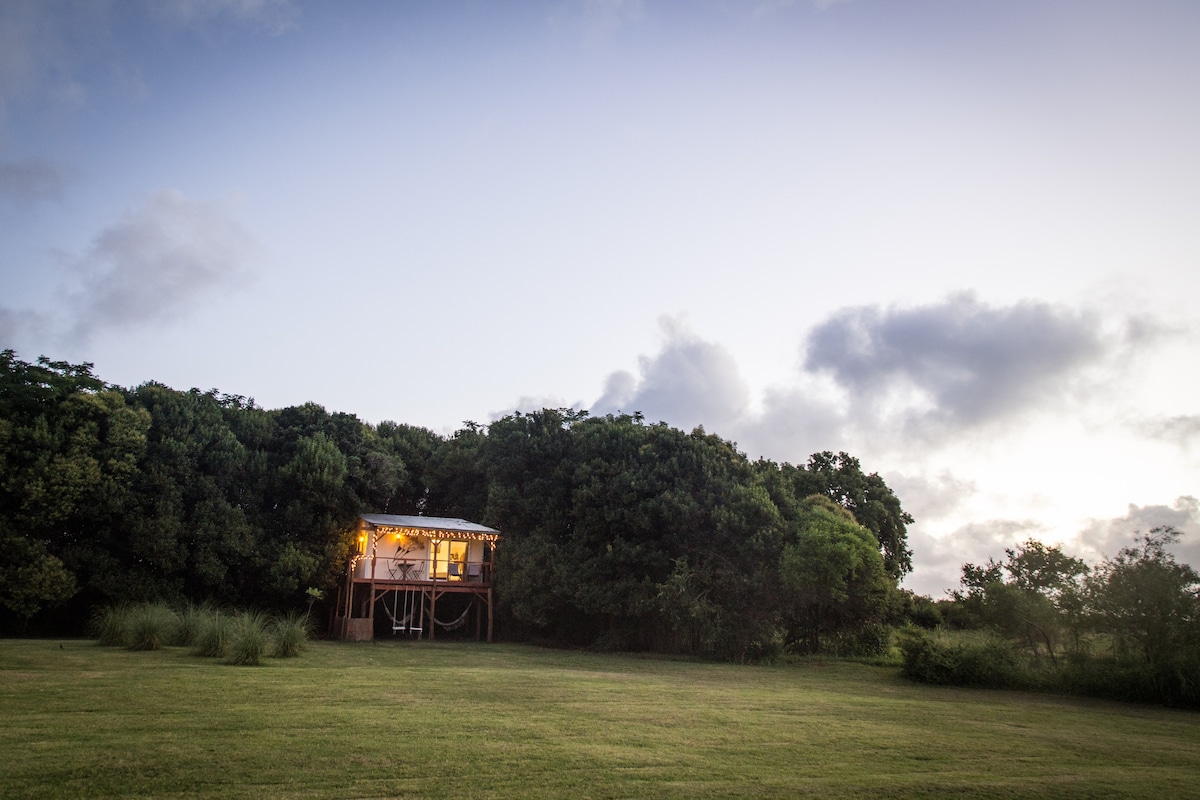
[1136,414,1200,450]
[0,1,296,131]
[709,0,849,21]
[885,470,977,524]
[0,307,50,352]
[149,0,300,35]
[803,293,1120,437]
[0,158,70,204]
[549,0,644,47]
[0,1,108,124]
[903,517,1046,597]
[593,295,1149,464]
[591,315,748,434]
[1073,496,1200,567]
[61,189,257,344]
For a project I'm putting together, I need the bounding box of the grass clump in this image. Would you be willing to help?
[172,600,215,648]
[87,601,313,666]
[88,603,130,647]
[226,611,270,666]
[190,609,233,658]
[270,611,310,658]
[124,602,180,651]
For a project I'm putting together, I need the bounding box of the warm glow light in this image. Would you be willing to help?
[372,525,501,543]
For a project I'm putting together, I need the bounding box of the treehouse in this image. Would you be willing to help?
[332,514,500,643]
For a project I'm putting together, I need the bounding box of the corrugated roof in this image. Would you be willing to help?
[360,514,500,536]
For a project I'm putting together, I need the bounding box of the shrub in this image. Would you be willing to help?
[1061,650,1200,709]
[826,623,891,658]
[271,611,311,658]
[899,629,1025,689]
[125,602,180,651]
[226,611,270,666]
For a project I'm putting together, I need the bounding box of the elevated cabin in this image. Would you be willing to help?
[332,514,500,643]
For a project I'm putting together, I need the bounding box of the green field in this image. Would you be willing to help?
[2,639,1198,799]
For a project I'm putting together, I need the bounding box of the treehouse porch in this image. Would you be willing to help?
[332,514,500,643]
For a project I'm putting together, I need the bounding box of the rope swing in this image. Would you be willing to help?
[384,588,424,634]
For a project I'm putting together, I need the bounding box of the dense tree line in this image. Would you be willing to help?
[1,351,913,661]
[902,530,1200,708]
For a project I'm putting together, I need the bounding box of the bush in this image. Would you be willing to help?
[226,611,270,666]
[825,623,891,658]
[899,629,1025,689]
[1061,650,1200,709]
[271,611,311,658]
[125,602,180,651]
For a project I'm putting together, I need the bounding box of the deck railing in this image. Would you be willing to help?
[362,555,492,584]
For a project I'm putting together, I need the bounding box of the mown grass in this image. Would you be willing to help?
[2,639,1198,799]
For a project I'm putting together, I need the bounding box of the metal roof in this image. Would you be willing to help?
[360,514,500,537]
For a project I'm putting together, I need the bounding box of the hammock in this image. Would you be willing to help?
[433,604,472,631]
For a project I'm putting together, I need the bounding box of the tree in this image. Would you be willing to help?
[954,540,1089,663]
[779,495,891,654]
[758,452,913,580]
[1087,526,1200,665]
[0,526,77,630]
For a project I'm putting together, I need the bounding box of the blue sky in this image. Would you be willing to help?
[2,0,1198,595]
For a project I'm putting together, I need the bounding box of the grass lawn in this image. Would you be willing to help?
[2,639,1198,799]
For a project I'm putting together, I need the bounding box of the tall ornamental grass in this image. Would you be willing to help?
[226,611,270,666]
[270,611,311,658]
[172,601,215,648]
[87,602,312,665]
[89,603,130,647]
[124,602,181,651]
[190,609,233,658]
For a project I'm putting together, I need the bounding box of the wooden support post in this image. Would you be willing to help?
[487,588,494,643]
[429,585,436,641]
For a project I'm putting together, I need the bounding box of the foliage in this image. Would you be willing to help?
[779,495,892,654]
[2,351,914,660]
[270,611,311,658]
[0,528,78,625]
[174,600,216,648]
[191,610,233,658]
[226,611,271,665]
[88,603,130,647]
[124,602,181,651]
[899,628,1029,689]
[920,527,1200,708]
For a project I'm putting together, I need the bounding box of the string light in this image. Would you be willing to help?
[370,524,500,543]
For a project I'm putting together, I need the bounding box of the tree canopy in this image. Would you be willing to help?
[0,351,913,659]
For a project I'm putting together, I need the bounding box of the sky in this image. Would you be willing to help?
[2,0,1198,596]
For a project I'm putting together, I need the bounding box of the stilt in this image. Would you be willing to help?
[487,587,494,643]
